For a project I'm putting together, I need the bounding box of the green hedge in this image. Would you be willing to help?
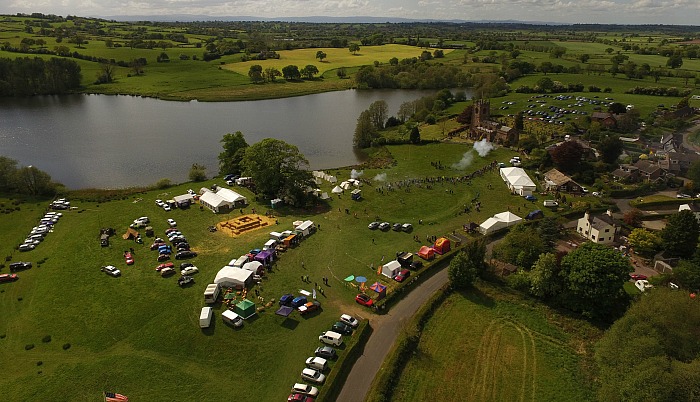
[317,319,373,402]
[365,284,452,402]
[631,199,695,209]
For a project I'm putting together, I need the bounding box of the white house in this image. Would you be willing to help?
[576,210,619,245]
[499,167,537,196]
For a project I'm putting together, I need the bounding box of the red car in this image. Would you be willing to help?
[124,252,134,265]
[0,273,19,283]
[288,393,315,402]
[394,269,411,282]
[355,293,374,307]
[630,273,648,280]
[150,242,166,251]
[156,262,174,271]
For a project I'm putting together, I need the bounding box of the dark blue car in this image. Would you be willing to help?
[279,294,294,306]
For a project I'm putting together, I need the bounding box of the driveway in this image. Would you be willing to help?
[335,267,449,402]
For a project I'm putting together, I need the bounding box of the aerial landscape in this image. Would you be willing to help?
[1,1,700,401]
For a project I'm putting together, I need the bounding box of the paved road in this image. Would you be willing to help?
[336,267,449,402]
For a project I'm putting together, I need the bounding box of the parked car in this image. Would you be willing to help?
[101,265,121,277]
[355,293,374,307]
[339,314,359,328]
[279,294,294,306]
[150,242,166,250]
[301,368,326,384]
[394,269,410,282]
[402,223,413,232]
[176,242,190,251]
[156,262,174,271]
[177,275,194,287]
[298,301,321,315]
[314,346,337,360]
[287,394,315,402]
[378,222,390,231]
[9,262,32,272]
[291,296,308,308]
[331,321,353,335]
[180,262,194,269]
[410,261,423,270]
[175,250,197,260]
[133,216,149,224]
[524,195,537,201]
[157,253,170,262]
[0,273,19,283]
[291,383,319,397]
[222,309,244,328]
[160,267,175,277]
[630,273,648,280]
[18,243,35,252]
[167,218,177,227]
[305,356,328,371]
[543,200,558,207]
[318,331,343,346]
[392,223,402,231]
[368,222,380,230]
[181,266,199,276]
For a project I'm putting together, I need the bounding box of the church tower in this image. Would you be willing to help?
[472,99,490,128]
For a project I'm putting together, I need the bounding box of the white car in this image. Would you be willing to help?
[305,356,328,371]
[291,383,319,397]
[134,216,149,224]
[163,204,171,211]
[340,314,359,328]
[155,199,164,206]
[101,265,121,277]
[301,368,326,384]
[181,266,199,276]
[543,200,558,207]
[167,218,177,227]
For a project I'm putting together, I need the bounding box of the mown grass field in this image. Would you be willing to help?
[223,45,451,76]
[390,287,598,402]
[0,143,560,401]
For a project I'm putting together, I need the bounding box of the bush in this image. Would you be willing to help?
[62,343,71,350]
[41,335,51,343]
[25,344,34,350]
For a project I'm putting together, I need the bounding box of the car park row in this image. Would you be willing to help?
[287,313,360,401]
[19,203,64,252]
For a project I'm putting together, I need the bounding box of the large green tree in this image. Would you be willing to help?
[241,138,313,205]
[661,210,700,258]
[673,260,700,291]
[596,289,700,401]
[353,110,376,148]
[218,131,249,176]
[598,134,624,164]
[549,140,584,174]
[529,252,561,299]
[628,228,661,258]
[492,225,545,269]
[448,250,478,289]
[559,242,632,320]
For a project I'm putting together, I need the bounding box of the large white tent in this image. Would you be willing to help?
[214,266,253,289]
[479,211,523,235]
[331,186,343,194]
[499,167,537,196]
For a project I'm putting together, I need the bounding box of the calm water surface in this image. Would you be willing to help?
[0,90,440,189]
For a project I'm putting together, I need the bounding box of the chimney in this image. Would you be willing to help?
[606,209,613,217]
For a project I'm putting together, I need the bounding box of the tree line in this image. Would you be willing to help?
[0,57,81,96]
[0,156,63,195]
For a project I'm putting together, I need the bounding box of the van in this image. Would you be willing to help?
[222,310,243,327]
[204,283,220,304]
[318,331,343,346]
[543,200,558,207]
[263,239,277,251]
[231,255,249,268]
[199,307,213,328]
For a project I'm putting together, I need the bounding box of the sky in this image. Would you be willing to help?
[2,0,699,25]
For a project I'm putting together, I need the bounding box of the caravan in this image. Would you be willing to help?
[204,283,221,304]
[199,307,213,328]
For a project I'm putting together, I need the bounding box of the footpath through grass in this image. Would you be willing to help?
[389,285,599,402]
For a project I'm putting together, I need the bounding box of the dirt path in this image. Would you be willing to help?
[335,267,449,402]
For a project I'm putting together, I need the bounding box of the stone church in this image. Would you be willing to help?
[467,99,519,146]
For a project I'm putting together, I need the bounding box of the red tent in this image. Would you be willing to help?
[433,237,451,255]
[417,246,435,261]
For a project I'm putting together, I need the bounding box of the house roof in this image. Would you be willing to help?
[544,168,573,186]
[611,168,633,179]
[588,213,616,231]
[633,160,660,175]
[679,204,700,213]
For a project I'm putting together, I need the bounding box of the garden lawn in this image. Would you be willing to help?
[390,288,596,402]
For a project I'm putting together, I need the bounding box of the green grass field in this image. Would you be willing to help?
[0,143,557,401]
[390,287,597,402]
[224,45,451,76]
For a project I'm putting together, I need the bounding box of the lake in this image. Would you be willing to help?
[0,89,443,189]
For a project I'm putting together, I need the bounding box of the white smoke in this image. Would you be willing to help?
[351,169,364,179]
[451,150,475,170]
[373,173,387,182]
[473,139,494,157]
